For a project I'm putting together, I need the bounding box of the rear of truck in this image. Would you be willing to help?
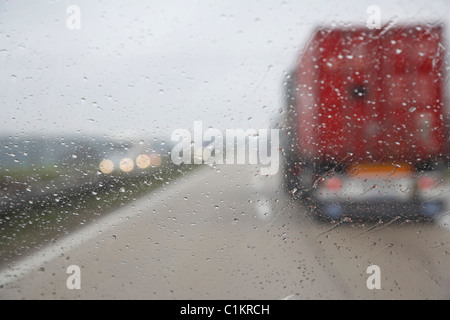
[283,24,448,220]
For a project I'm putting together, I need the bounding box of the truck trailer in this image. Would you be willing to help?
[280,24,448,220]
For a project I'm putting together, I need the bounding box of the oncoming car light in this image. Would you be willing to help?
[99,159,114,174]
[149,153,162,167]
[119,158,134,173]
[136,154,151,169]
[324,177,342,191]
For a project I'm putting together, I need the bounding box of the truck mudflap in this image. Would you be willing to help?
[314,199,445,221]
[310,168,448,220]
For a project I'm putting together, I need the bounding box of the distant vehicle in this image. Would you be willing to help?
[280,24,448,220]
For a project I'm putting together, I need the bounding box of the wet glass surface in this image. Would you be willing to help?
[1,0,450,300]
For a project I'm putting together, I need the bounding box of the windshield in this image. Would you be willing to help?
[1,0,450,303]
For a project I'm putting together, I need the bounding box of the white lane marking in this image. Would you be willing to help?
[0,168,210,288]
[0,190,161,287]
[436,213,450,230]
[250,166,283,222]
[249,170,274,221]
[435,193,450,231]
[255,197,272,221]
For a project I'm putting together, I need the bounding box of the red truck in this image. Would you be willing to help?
[280,24,448,220]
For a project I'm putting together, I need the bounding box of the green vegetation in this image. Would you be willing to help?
[0,164,62,182]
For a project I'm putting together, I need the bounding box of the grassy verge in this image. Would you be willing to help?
[0,163,198,266]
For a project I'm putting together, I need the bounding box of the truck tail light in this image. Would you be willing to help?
[418,176,434,190]
[325,177,342,191]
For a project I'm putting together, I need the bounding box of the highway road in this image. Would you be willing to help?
[1,164,450,299]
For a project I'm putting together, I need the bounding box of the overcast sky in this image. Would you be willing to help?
[1,0,449,141]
